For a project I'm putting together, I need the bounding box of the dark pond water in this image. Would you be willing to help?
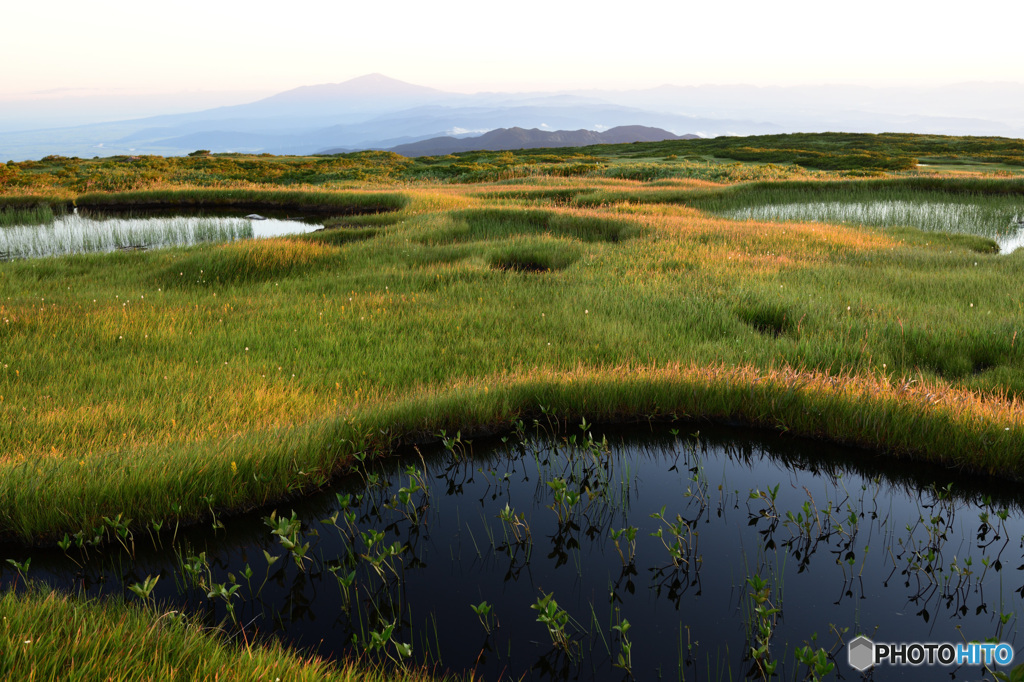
[3,422,1022,680]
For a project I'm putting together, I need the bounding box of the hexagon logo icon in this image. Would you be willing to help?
[848,635,875,671]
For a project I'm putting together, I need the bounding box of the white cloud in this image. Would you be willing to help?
[447,127,489,136]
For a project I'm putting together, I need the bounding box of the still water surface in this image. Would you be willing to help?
[724,201,1024,253]
[0,212,320,260]
[5,424,1022,680]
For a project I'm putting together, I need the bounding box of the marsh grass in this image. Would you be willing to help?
[734,300,798,338]
[487,238,580,272]
[157,236,341,286]
[567,177,1023,250]
[1,361,1023,545]
[0,586,446,681]
[307,226,382,246]
[428,208,642,244]
[572,176,1024,210]
[76,188,410,214]
[724,200,1022,246]
[0,214,256,259]
[321,212,406,229]
[0,205,60,229]
[0,194,72,211]
[3,177,1024,543]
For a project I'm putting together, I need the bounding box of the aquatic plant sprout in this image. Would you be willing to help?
[0,214,318,260]
[723,200,1024,251]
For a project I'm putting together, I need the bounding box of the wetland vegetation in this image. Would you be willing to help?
[0,215,263,260]
[2,132,1024,679]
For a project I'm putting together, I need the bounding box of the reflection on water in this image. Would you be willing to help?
[0,213,320,260]
[725,201,1024,253]
[997,228,1024,254]
[3,424,1022,680]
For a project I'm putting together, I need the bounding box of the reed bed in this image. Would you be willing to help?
[0,205,61,229]
[724,200,1023,242]
[0,215,255,259]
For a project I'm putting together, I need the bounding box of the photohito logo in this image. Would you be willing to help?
[847,635,1015,671]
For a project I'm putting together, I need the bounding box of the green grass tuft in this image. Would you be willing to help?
[0,586,446,681]
[154,237,341,287]
[487,239,580,272]
[431,208,641,244]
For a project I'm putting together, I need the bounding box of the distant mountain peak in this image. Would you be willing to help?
[335,73,442,94]
[348,73,413,86]
[259,74,443,105]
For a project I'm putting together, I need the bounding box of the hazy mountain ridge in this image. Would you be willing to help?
[1,74,1022,162]
[370,125,697,157]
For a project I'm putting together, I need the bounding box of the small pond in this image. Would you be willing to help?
[2,423,1022,680]
[0,211,322,260]
[724,201,1024,253]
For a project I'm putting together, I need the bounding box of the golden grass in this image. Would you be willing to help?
[0,587,449,681]
[2,178,1024,539]
[0,192,986,463]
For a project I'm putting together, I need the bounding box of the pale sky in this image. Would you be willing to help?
[3,0,1023,98]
